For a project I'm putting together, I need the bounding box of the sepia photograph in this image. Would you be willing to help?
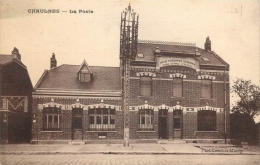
[0,0,259,164]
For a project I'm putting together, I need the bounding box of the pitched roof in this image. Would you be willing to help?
[0,54,26,68]
[0,54,14,64]
[136,42,228,67]
[36,64,121,91]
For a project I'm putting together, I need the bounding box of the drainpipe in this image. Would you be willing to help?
[224,65,227,144]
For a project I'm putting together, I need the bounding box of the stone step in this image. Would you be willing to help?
[68,141,86,145]
[157,140,186,144]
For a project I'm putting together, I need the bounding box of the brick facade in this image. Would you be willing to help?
[126,64,230,142]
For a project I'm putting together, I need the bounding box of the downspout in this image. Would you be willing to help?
[224,65,227,144]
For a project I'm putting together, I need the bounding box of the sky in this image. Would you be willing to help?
[0,0,259,120]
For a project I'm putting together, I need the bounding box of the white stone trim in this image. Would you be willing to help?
[40,99,62,109]
[136,72,156,77]
[169,73,186,79]
[157,104,169,110]
[198,75,216,80]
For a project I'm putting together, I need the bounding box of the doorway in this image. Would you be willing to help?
[173,110,182,139]
[72,108,83,140]
[158,109,168,139]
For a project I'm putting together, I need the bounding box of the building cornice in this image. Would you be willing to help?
[33,89,122,97]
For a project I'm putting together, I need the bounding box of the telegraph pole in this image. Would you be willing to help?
[120,4,139,147]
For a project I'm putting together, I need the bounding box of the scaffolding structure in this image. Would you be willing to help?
[120,4,139,147]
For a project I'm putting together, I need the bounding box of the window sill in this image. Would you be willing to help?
[41,131,63,133]
[86,131,117,133]
[196,131,218,133]
[137,131,156,133]
[199,98,215,101]
[171,96,185,99]
[138,96,153,100]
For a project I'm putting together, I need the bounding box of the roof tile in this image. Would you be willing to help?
[37,65,121,91]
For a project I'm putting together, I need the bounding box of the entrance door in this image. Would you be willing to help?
[72,108,83,140]
[173,110,182,139]
[158,110,168,139]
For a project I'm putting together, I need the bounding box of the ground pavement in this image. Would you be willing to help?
[0,154,259,165]
[0,143,259,155]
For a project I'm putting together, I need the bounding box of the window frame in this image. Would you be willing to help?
[201,79,212,99]
[138,109,154,131]
[197,110,216,131]
[88,108,116,131]
[79,72,90,82]
[139,76,153,97]
[43,107,61,131]
[173,77,183,98]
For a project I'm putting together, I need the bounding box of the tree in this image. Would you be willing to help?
[230,112,258,145]
[231,78,260,118]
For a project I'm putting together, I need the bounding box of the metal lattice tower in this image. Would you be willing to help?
[120,4,139,147]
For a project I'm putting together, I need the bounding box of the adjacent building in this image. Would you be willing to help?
[0,48,33,144]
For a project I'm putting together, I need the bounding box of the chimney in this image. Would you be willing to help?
[12,47,21,60]
[50,53,57,69]
[204,36,211,51]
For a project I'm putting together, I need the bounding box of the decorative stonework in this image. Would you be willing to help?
[169,73,186,79]
[40,99,62,109]
[157,104,169,110]
[137,101,155,110]
[136,72,156,77]
[198,75,215,80]
[71,98,84,109]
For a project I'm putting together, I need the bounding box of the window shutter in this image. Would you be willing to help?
[140,77,152,96]
[201,79,212,98]
[197,110,216,131]
[173,78,183,97]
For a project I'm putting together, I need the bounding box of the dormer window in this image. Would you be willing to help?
[79,71,90,82]
[77,60,93,82]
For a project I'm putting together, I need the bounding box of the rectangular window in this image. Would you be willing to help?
[173,118,181,129]
[43,107,61,131]
[89,116,95,124]
[80,73,90,82]
[88,108,116,131]
[173,78,183,97]
[197,110,216,131]
[140,77,152,96]
[201,79,212,99]
[139,109,154,131]
[73,117,82,129]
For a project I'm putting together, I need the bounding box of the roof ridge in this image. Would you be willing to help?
[89,66,119,68]
[138,39,196,47]
[0,54,13,56]
[60,64,119,68]
[50,64,66,70]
